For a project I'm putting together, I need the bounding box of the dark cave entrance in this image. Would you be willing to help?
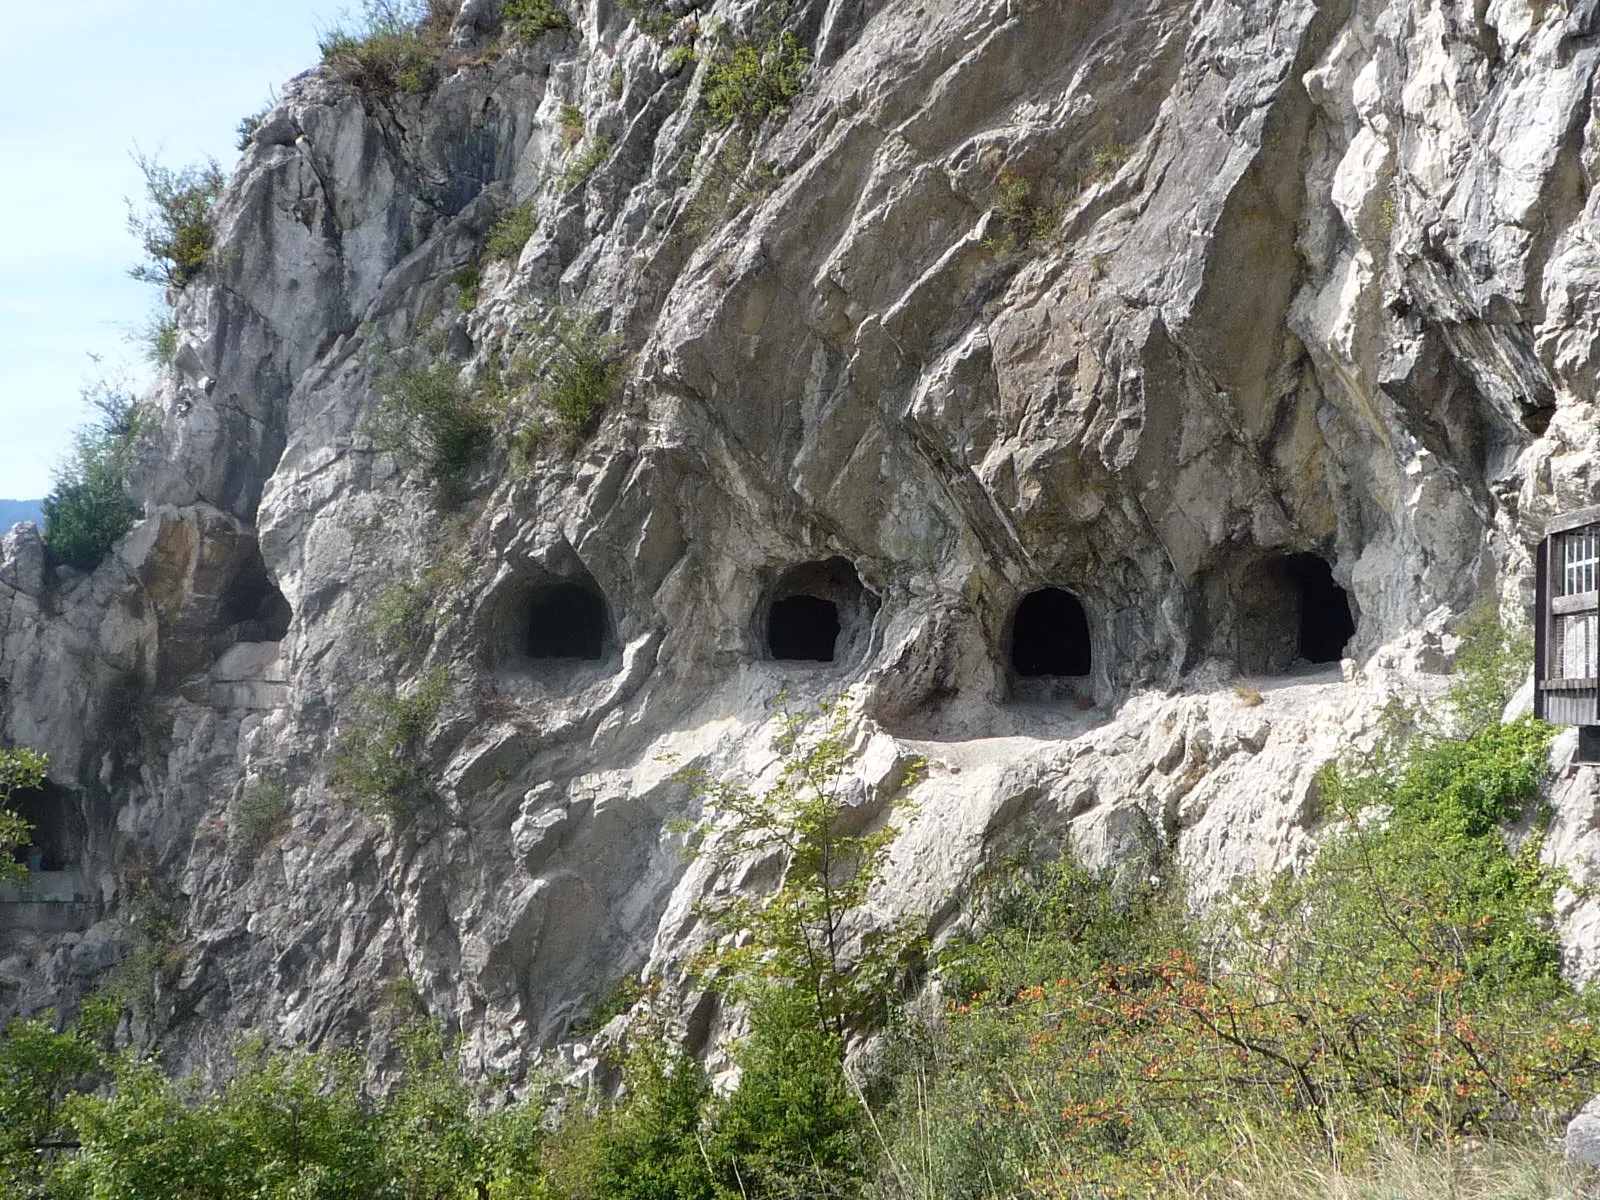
[1010,588,1093,678]
[769,595,842,662]
[9,782,84,873]
[223,563,293,643]
[527,581,610,661]
[763,558,875,666]
[1284,553,1355,664]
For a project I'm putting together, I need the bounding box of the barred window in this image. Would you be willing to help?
[1564,529,1599,597]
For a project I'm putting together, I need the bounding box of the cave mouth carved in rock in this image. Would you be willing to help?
[1234,551,1357,674]
[1283,553,1355,665]
[1009,587,1093,679]
[763,558,876,666]
[527,580,612,662]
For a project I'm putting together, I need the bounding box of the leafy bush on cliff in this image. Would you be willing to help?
[0,748,47,895]
[485,203,537,261]
[701,27,810,129]
[512,315,624,439]
[127,154,224,289]
[502,0,570,42]
[42,383,149,571]
[319,0,454,97]
[365,360,492,501]
[331,668,454,824]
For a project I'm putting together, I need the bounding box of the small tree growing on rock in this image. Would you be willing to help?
[677,699,925,1043]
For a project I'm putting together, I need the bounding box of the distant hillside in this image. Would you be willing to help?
[0,500,44,531]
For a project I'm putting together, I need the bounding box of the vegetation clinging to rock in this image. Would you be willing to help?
[330,667,454,825]
[0,747,48,889]
[126,154,224,289]
[42,383,150,572]
[365,360,493,501]
[485,203,537,261]
[318,0,454,97]
[502,0,570,41]
[701,27,811,129]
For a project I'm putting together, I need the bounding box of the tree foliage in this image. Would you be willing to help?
[0,746,48,889]
[678,699,925,1042]
[127,155,224,289]
[42,383,149,572]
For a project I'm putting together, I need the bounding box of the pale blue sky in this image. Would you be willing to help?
[0,0,339,500]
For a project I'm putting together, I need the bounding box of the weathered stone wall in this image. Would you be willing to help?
[2,0,1599,1079]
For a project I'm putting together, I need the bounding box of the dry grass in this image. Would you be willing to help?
[1201,1137,1594,1200]
[1235,684,1264,706]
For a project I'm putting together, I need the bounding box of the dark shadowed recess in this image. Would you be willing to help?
[528,580,610,660]
[1283,553,1355,663]
[1010,587,1092,677]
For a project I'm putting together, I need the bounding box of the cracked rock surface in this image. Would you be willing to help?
[5,0,1600,1077]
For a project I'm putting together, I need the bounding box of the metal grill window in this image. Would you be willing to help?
[1564,529,1599,596]
[1556,610,1599,680]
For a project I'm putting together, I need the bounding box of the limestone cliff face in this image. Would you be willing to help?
[4,0,1600,1078]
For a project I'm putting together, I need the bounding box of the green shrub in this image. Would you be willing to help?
[502,0,570,41]
[707,987,868,1199]
[685,135,778,236]
[562,135,612,189]
[42,383,150,571]
[0,1013,104,1195]
[330,668,453,824]
[1447,600,1532,734]
[0,747,47,890]
[578,1048,714,1200]
[235,106,270,151]
[619,0,674,40]
[559,104,585,143]
[678,700,926,1038]
[319,0,453,97]
[1082,137,1130,185]
[701,28,810,129]
[453,263,480,312]
[227,777,290,864]
[368,578,433,654]
[486,203,537,261]
[127,154,224,289]
[365,360,492,500]
[988,169,1056,253]
[520,315,624,435]
[140,313,179,367]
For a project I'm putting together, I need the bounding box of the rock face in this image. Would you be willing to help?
[3,0,1600,1076]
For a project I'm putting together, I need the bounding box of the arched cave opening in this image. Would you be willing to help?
[223,561,293,643]
[9,782,84,873]
[1010,587,1093,678]
[527,580,611,661]
[769,595,841,662]
[763,558,875,666]
[1284,553,1355,664]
